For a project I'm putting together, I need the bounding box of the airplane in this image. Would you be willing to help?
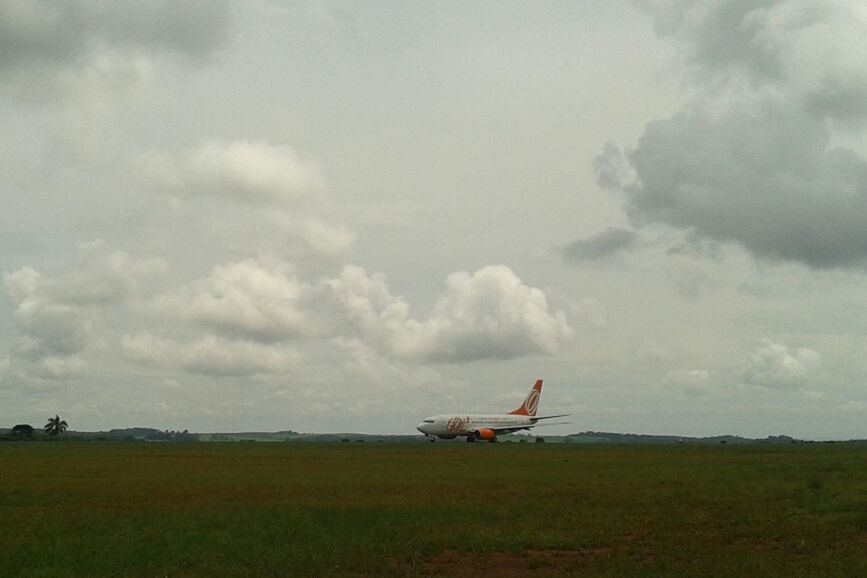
[416,379,568,442]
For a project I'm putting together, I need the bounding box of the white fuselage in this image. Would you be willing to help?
[416,414,534,438]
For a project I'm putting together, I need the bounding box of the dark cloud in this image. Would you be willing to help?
[558,227,638,262]
[0,1,231,66]
[624,105,867,268]
[644,0,785,82]
[642,0,867,126]
[0,0,232,97]
[605,0,867,269]
[804,71,867,124]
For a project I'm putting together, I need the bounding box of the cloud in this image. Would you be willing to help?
[124,259,572,377]
[4,266,89,363]
[742,338,821,388]
[61,240,169,306]
[643,0,867,123]
[135,141,352,265]
[643,0,789,83]
[1,243,168,383]
[661,368,715,395]
[0,0,232,97]
[558,227,638,262]
[327,265,575,362]
[180,140,323,206]
[302,220,355,259]
[143,140,323,206]
[158,258,314,343]
[122,333,297,377]
[0,0,231,62]
[623,104,867,268]
[325,265,411,348]
[3,244,570,389]
[136,139,350,264]
[605,1,867,270]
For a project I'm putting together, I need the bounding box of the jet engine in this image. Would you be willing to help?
[473,428,497,442]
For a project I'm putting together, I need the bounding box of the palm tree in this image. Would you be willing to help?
[44,415,68,436]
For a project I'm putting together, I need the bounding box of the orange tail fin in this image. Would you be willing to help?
[508,379,543,416]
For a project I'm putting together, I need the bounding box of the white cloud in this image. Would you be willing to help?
[132,139,352,270]
[121,259,573,379]
[742,339,821,388]
[162,140,323,206]
[5,241,168,312]
[327,264,575,363]
[4,265,42,305]
[302,220,355,258]
[661,368,715,395]
[136,139,344,261]
[420,266,575,361]
[325,265,411,347]
[63,240,169,306]
[158,258,313,343]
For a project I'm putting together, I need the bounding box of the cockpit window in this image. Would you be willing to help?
[423,419,435,423]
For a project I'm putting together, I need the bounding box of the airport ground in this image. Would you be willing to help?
[2,442,866,577]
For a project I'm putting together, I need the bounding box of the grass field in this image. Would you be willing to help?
[2,443,866,577]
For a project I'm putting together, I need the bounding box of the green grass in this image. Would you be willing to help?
[1,443,866,576]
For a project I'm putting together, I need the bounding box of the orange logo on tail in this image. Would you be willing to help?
[525,389,540,415]
[509,379,543,416]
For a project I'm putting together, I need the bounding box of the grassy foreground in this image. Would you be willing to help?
[1,443,866,577]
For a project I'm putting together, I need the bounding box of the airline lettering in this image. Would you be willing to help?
[446,416,470,433]
[445,415,525,433]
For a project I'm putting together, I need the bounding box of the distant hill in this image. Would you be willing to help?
[11,428,203,442]
[563,431,804,445]
[199,432,425,443]
[3,427,865,444]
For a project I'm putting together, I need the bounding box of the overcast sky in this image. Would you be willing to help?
[2,0,866,439]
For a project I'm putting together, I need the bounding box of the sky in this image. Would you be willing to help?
[2,0,866,439]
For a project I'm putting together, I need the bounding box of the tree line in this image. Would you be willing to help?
[3,415,68,440]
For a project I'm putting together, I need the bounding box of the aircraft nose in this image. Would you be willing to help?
[416,422,428,434]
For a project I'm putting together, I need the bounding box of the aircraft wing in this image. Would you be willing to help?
[491,421,571,435]
[532,414,569,420]
[491,425,534,434]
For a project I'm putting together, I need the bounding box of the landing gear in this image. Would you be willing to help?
[428,436,436,443]
[466,435,476,443]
